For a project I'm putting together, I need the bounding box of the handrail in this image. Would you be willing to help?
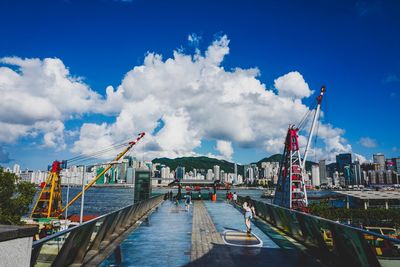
[237,195,400,267]
[31,194,166,266]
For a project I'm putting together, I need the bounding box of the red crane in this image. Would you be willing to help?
[273,86,326,211]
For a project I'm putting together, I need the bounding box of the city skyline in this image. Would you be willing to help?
[0,0,399,169]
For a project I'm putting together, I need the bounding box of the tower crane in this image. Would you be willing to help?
[273,86,326,211]
[30,132,146,218]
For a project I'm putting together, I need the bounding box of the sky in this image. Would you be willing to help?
[0,0,399,170]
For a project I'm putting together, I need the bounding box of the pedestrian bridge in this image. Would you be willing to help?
[2,194,400,267]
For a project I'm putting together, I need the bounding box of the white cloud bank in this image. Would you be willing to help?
[0,57,101,148]
[0,35,356,162]
[359,137,377,148]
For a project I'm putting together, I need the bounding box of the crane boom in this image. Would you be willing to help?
[59,132,145,214]
[302,86,326,169]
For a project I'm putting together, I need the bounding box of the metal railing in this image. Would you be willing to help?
[31,194,166,266]
[237,196,400,267]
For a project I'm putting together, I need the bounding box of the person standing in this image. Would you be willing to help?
[243,198,255,234]
[233,192,238,203]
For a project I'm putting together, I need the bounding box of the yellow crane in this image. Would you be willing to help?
[30,132,146,218]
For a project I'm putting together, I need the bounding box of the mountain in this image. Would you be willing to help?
[151,154,317,176]
[152,156,244,175]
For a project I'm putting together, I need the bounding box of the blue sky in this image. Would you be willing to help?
[0,0,399,169]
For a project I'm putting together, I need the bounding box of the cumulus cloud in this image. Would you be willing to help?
[0,57,101,147]
[72,35,353,163]
[0,36,357,163]
[274,71,312,98]
[359,137,377,148]
[216,140,233,160]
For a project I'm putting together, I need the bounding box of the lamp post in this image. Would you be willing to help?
[80,166,86,224]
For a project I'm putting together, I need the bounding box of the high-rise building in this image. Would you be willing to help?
[12,164,21,174]
[385,159,396,171]
[311,165,320,186]
[344,165,352,185]
[206,169,213,180]
[319,160,327,184]
[373,153,385,171]
[336,153,352,173]
[176,166,185,180]
[234,163,238,184]
[213,165,220,181]
[353,161,362,185]
[394,158,400,173]
[333,171,340,186]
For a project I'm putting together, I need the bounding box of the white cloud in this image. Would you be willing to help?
[274,71,312,98]
[0,57,102,148]
[354,153,368,163]
[188,33,201,46]
[216,140,233,160]
[0,36,358,163]
[359,137,377,148]
[72,35,354,163]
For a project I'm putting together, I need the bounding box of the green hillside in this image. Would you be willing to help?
[152,156,244,175]
[152,154,316,176]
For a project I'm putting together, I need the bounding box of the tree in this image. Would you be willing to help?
[0,168,36,225]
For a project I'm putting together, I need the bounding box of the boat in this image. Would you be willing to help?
[261,189,275,199]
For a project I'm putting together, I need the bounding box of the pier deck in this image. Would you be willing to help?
[102,200,322,267]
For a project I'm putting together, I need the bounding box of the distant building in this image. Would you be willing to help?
[311,165,320,186]
[319,160,327,184]
[395,158,400,173]
[373,153,385,171]
[385,159,396,171]
[234,163,238,184]
[13,164,20,174]
[213,165,220,181]
[336,153,352,173]
[176,166,185,180]
[344,165,352,185]
[353,161,362,185]
[367,170,399,185]
[326,162,337,180]
[206,169,213,180]
[333,171,340,186]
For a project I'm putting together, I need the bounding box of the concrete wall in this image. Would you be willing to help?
[0,225,37,267]
[0,236,33,267]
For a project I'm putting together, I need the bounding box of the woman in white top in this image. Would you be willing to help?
[243,199,255,234]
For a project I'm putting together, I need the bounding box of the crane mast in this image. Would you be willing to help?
[30,132,146,218]
[273,86,326,211]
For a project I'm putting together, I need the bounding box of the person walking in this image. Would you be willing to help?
[243,198,255,235]
[185,193,192,211]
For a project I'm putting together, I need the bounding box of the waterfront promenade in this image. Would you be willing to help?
[102,200,322,267]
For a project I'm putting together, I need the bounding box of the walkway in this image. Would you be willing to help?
[102,200,322,267]
[189,201,233,266]
[101,200,192,267]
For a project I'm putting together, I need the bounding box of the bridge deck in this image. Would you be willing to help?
[101,200,322,267]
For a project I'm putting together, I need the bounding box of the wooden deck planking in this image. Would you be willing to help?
[190,201,233,266]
